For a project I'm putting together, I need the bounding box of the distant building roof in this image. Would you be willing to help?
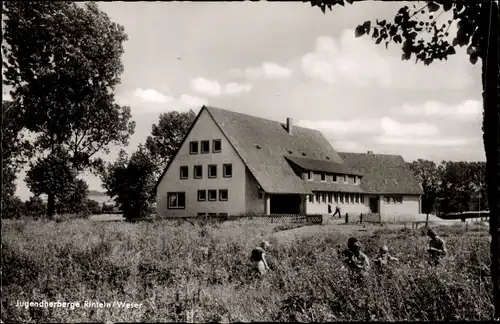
[339,152,424,195]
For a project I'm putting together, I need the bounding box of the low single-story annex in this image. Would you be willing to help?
[154,106,424,221]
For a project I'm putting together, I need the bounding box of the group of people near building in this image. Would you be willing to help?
[249,228,448,276]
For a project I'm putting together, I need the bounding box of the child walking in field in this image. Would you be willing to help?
[250,241,271,275]
[373,245,398,273]
[427,228,447,266]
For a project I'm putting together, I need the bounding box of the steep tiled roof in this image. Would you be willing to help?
[339,152,424,195]
[285,156,363,176]
[205,106,347,194]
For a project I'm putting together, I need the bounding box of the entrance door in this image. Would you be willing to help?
[270,194,301,214]
[369,197,379,213]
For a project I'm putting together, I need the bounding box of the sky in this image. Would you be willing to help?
[7,1,485,201]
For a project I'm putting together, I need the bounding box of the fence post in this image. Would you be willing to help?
[360,213,363,224]
[345,213,349,224]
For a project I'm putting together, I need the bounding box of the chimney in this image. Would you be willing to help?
[367,150,373,154]
[286,118,293,134]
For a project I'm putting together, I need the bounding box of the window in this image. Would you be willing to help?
[208,164,217,178]
[339,193,344,203]
[197,190,206,201]
[345,193,349,204]
[328,193,332,203]
[361,195,365,204]
[167,192,185,209]
[189,141,199,154]
[180,166,188,179]
[354,176,358,184]
[194,165,203,179]
[309,195,313,203]
[208,190,217,201]
[394,196,403,204]
[322,193,326,203]
[219,189,228,201]
[315,192,320,203]
[223,164,233,178]
[334,193,338,203]
[197,213,206,216]
[201,140,210,154]
[213,139,222,153]
[308,171,313,181]
[350,194,354,203]
[208,213,217,216]
[355,194,359,204]
[384,196,390,203]
[344,175,348,183]
[333,174,338,183]
[321,173,326,182]
[219,213,228,216]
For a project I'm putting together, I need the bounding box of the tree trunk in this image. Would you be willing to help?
[480,1,500,320]
[47,192,55,219]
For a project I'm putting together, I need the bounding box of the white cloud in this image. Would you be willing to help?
[223,82,253,95]
[229,62,292,80]
[296,118,381,135]
[400,100,482,120]
[380,117,438,137]
[179,94,207,107]
[301,29,474,89]
[117,88,208,114]
[374,136,471,147]
[190,77,252,97]
[297,117,438,137]
[133,88,173,103]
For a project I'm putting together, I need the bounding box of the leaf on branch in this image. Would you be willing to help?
[346,0,354,3]
[375,37,382,45]
[446,46,456,55]
[469,53,479,65]
[355,25,365,38]
[372,27,379,39]
[452,38,459,46]
[424,58,434,66]
[393,35,403,44]
[427,2,440,13]
[362,20,371,34]
[401,53,411,61]
[442,2,453,12]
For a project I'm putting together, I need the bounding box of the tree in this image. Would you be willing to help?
[86,199,102,215]
[25,147,87,217]
[438,161,476,214]
[2,2,135,218]
[145,110,196,178]
[309,0,499,318]
[1,101,33,218]
[100,145,156,222]
[407,159,440,222]
[24,196,46,218]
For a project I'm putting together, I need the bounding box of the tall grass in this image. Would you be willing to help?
[1,218,494,322]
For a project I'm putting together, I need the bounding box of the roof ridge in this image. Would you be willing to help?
[204,105,322,133]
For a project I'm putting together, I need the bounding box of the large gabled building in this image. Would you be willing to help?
[154,106,423,219]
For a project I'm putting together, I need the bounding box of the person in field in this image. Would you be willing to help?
[341,237,370,273]
[332,203,342,219]
[250,241,271,275]
[373,245,398,272]
[427,228,447,266]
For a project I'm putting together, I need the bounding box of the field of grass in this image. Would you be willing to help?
[1,218,495,322]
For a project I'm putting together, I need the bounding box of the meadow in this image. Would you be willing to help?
[1,218,495,322]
